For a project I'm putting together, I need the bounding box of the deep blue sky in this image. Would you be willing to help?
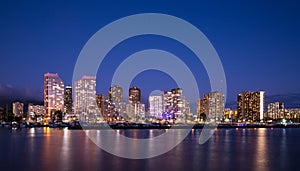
[0,0,300,108]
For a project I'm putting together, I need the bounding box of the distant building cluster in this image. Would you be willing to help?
[1,72,300,124]
[12,102,24,117]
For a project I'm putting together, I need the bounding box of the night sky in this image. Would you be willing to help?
[0,0,300,108]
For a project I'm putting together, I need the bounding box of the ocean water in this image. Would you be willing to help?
[0,127,299,171]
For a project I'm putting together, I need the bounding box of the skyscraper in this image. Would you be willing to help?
[129,86,141,103]
[64,85,73,114]
[104,100,119,121]
[197,98,209,119]
[182,98,192,122]
[44,73,64,119]
[74,76,98,122]
[163,88,184,121]
[12,102,24,117]
[197,92,225,122]
[126,102,145,122]
[108,85,126,119]
[149,95,163,119]
[237,91,265,122]
[109,85,123,102]
[127,86,144,121]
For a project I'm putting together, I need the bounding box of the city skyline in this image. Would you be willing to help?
[4,71,300,123]
[1,1,300,170]
[2,71,300,111]
[12,72,300,121]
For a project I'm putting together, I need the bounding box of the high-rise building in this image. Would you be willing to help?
[13,102,24,117]
[163,88,184,121]
[237,91,265,122]
[74,76,98,122]
[268,102,285,120]
[44,73,64,119]
[208,92,224,121]
[96,94,106,117]
[64,85,73,114]
[182,98,192,122]
[197,92,225,122]
[108,85,126,119]
[197,98,209,118]
[129,86,141,103]
[127,86,144,121]
[126,102,145,122]
[149,95,163,119]
[104,100,119,121]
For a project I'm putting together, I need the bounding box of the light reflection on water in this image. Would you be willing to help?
[0,128,299,171]
[255,128,267,171]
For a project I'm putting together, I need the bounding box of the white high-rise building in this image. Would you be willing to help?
[44,73,64,119]
[109,85,126,119]
[74,76,98,122]
[163,88,184,121]
[149,95,163,119]
[13,102,24,117]
[182,98,192,122]
[126,102,145,122]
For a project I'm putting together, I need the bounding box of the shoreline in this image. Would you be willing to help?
[69,124,300,130]
[3,122,300,130]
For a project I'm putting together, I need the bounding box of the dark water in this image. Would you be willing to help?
[0,128,299,171]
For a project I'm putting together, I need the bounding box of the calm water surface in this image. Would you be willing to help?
[0,128,299,171]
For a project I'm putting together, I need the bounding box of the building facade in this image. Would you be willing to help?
[64,85,73,114]
[28,104,45,116]
[286,108,300,120]
[129,86,141,103]
[237,91,265,122]
[13,102,24,117]
[74,76,99,122]
[44,73,64,119]
[163,88,184,121]
[126,102,145,122]
[197,97,209,120]
[149,95,163,119]
[224,108,238,121]
[96,94,106,118]
[182,98,192,122]
[28,103,45,123]
[267,102,285,120]
[108,85,126,119]
[197,92,225,122]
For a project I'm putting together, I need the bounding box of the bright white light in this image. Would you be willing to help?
[260,91,264,121]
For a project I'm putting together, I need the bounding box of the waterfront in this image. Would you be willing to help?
[1,128,299,171]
